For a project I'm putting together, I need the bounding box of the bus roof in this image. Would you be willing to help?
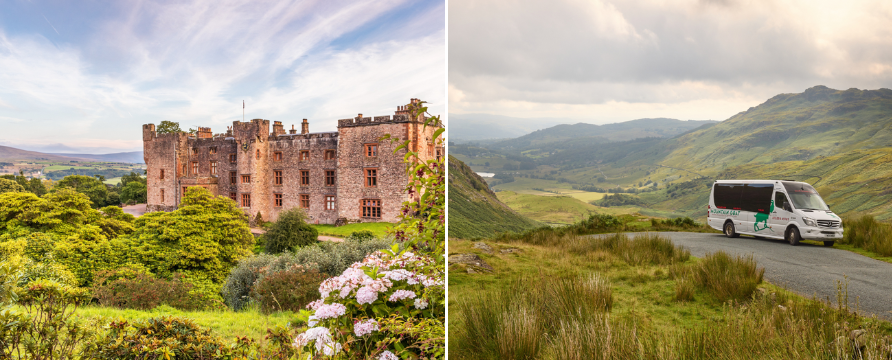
[713,180,810,185]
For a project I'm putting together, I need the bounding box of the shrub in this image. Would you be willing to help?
[1,279,92,359]
[0,178,25,194]
[222,238,392,311]
[250,265,328,314]
[840,215,892,256]
[690,251,764,302]
[263,208,318,254]
[651,216,701,231]
[347,230,376,242]
[81,317,231,359]
[91,269,205,311]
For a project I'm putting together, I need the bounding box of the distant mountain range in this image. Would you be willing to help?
[49,152,144,163]
[0,145,144,163]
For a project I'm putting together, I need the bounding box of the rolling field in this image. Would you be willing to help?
[495,191,641,225]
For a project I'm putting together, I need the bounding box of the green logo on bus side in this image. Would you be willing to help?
[753,200,774,232]
[710,209,740,216]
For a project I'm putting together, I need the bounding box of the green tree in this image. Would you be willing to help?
[120,171,146,186]
[0,179,25,194]
[262,208,318,254]
[156,120,183,134]
[120,181,147,205]
[55,175,108,208]
[117,187,254,283]
[27,178,46,196]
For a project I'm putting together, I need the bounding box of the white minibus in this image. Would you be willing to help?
[707,180,843,246]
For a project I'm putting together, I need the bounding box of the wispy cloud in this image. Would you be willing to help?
[0,0,445,153]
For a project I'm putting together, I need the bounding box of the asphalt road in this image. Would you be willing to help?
[631,232,892,320]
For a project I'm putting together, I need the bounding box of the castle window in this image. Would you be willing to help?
[241,193,251,207]
[361,199,381,218]
[230,171,237,184]
[210,161,217,175]
[365,144,378,157]
[275,193,283,207]
[229,154,237,163]
[242,174,251,183]
[300,170,310,186]
[209,147,217,154]
[191,161,198,175]
[436,147,444,162]
[274,151,283,161]
[256,149,261,159]
[229,192,236,201]
[191,148,198,156]
[325,170,335,186]
[161,189,165,203]
[365,168,377,187]
[182,186,188,197]
[325,195,336,210]
[182,164,187,174]
[274,170,283,185]
[428,143,434,156]
[299,150,310,161]
[160,169,165,180]
[300,194,310,209]
[324,150,336,160]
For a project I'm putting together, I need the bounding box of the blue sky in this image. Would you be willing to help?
[0,0,445,154]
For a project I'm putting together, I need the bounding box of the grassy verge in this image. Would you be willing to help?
[73,304,296,341]
[449,234,892,359]
[310,222,393,238]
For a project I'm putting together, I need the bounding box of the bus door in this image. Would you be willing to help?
[769,190,794,237]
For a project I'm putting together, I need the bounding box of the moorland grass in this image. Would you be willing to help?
[840,215,892,257]
[450,233,892,360]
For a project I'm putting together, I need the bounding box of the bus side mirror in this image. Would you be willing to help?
[783,201,792,212]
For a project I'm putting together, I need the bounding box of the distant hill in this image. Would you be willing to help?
[448,155,541,239]
[0,145,91,162]
[492,118,718,152]
[50,151,144,164]
[449,113,573,141]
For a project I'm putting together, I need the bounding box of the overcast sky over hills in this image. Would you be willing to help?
[0,0,445,154]
[449,0,892,124]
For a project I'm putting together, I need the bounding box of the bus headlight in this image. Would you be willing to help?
[803,217,817,227]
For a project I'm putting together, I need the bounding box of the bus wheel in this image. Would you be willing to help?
[823,241,835,247]
[724,222,739,238]
[786,227,801,246]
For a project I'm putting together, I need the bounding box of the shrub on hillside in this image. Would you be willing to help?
[263,208,318,254]
[651,216,701,231]
[81,317,231,359]
[91,269,205,311]
[690,251,764,302]
[1,279,92,359]
[592,193,644,207]
[250,265,328,314]
[222,237,392,311]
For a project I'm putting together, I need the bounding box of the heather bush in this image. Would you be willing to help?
[222,237,393,311]
[263,208,318,254]
[92,269,205,311]
[651,216,702,231]
[250,265,329,314]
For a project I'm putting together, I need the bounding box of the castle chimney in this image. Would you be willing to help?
[301,119,309,134]
[272,121,285,136]
[289,124,297,135]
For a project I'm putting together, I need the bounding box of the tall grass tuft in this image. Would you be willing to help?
[674,277,695,302]
[841,215,892,256]
[690,251,764,302]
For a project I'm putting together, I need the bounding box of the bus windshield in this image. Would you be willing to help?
[781,182,829,211]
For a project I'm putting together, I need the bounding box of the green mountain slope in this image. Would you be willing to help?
[469,86,892,221]
[492,118,717,152]
[448,155,541,239]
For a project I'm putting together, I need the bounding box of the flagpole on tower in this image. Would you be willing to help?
[243,100,245,122]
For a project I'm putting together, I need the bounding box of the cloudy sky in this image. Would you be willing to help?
[449,0,892,124]
[0,0,445,154]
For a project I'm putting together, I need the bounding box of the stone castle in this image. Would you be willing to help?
[142,99,443,224]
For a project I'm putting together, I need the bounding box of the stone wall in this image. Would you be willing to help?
[268,132,339,223]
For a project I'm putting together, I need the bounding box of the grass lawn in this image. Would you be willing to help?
[496,191,643,225]
[74,305,296,341]
[103,177,122,185]
[311,222,394,238]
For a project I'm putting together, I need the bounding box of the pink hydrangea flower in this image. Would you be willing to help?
[356,286,378,304]
[315,303,346,320]
[388,290,417,302]
[353,318,379,336]
[378,350,399,360]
